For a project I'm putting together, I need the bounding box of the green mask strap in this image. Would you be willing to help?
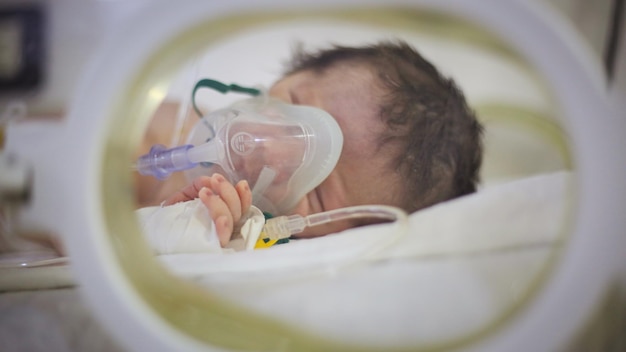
[191,78,261,118]
[190,78,261,167]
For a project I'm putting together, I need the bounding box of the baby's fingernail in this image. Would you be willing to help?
[212,173,225,182]
[199,187,212,198]
[241,180,249,191]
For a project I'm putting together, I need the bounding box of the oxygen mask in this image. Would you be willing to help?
[136,79,343,215]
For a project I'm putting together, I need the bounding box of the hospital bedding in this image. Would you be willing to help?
[0,170,571,350]
[160,171,572,346]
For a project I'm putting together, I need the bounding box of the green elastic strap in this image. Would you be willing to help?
[191,78,261,117]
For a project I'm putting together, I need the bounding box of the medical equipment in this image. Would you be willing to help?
[1,0,625,351]
[135,77,265,181]
[138,199,408,254]
[262,204,403,241]
[137,83,343,215]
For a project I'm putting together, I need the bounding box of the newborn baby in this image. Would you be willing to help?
[137,40,483,252]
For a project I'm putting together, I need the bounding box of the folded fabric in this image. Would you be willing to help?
[136,200,265,254]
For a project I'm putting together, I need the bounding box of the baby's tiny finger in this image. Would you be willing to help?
[214,215,232,247]
[191,176,213,192]
[199,187,234,245]
[235,180,252,214]
[163,176,212,205]
[210,174,242,221]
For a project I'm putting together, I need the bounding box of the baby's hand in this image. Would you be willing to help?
[163,174,252,246]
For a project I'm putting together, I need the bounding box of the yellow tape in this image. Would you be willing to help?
[254,232,279,249]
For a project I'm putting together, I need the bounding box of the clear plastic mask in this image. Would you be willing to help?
[182,95,343,215]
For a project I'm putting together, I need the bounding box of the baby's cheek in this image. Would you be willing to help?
[296,219,356,238]
[290,196,311,217]
[268,84,290,102]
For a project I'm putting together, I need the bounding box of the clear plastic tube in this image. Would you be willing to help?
[135,141,223,180]
[262,205,406,241]
[135,144,196,180]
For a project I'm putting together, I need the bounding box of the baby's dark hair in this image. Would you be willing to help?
[285,40,483,212]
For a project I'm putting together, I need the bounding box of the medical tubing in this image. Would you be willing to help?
[136,141,225,180]
[136,77,261,180]
[135,144,197,180]
[262,205,405,241]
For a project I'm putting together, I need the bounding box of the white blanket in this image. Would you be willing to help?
[151,171,572,347]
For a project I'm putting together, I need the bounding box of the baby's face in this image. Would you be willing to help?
[269,65,402,237]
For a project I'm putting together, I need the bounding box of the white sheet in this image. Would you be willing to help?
[154,171,572,347]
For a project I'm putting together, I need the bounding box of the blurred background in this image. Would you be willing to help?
[0,0,623,117]
[0,1,623,351]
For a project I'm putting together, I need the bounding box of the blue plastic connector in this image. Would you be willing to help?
[135,144,197,180]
